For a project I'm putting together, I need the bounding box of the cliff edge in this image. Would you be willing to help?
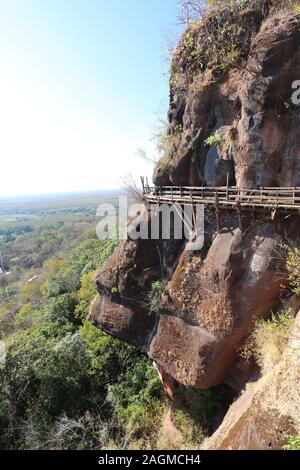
[90,1,300,449]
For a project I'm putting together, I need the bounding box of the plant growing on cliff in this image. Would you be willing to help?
[148,281,164,314]
[154,158,172,177]
[155,122,183,156]
[294,4,300,14]
[204,130,223,147]
[75,271,97,321]
[241,308,295,373]
[172,409,204,448]
[171,385,230,448]
[285,246,300,295]
[283,434,300,450]
[153,122,183,175]
[172,0,287,87]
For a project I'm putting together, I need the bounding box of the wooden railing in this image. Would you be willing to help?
[142,185,300,212]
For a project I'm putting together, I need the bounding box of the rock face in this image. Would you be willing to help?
[203,311,300,450]
[91,6,300,394]
[154,11,300,190]
[91,234,161,349]
[149,223,291,388]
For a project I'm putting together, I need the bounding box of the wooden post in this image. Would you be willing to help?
[236,200,243,232]
[140,176,145,194]
[226,172,229,200]
[214,191,221,234]
[146,177,150,192]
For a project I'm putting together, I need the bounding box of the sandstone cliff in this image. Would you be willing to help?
[90,0,300,449]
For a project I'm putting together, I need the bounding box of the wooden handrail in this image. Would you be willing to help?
[143,184,300,212]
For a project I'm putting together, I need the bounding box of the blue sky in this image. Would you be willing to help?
[0,0,182,196]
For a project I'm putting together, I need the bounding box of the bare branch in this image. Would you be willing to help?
[121,174,144,203]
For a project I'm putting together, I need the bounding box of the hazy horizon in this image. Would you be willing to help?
[0,187,123,203]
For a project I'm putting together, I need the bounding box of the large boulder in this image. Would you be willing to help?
[149,221,295,388]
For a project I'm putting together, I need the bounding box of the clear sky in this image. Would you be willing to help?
[0,0,182,197]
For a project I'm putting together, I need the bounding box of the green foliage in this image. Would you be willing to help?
[0,286,17,307]
[150,281,164,297]
[154,121,183,160]
[241,308,295,373]
[0,230,168,450]
[197,1,268,13]
[285,246,300,295]
[22,281,43,308]
[172,0,284,85]
[14,303,38,327]
[173,408,203,446]
[175,10,247,77]
[42,237,118,300]
[107,356,165,443]
[75,272,97,321]
[283,434,300,450]
[0,322,87,440]
[204,130,223,147]
[42,293,78,325]
[155,158,171,176]
[173,385,228,447]
[148,281,164,313]
[239,245,300,371]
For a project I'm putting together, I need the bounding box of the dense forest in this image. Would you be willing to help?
[0,194,226,450]
[0,196,162,449]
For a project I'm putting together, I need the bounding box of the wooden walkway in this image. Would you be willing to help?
[142,184,300,213]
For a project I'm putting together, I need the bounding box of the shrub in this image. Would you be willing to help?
[241,308,295,373]
[283,434,300,450]
[154,122,183,164]
[0,324,89,434]
[173,7,251,80]
[285,246,300,295]
[42,293,78,325]
[171,387,227,448]
[14,303,38,328]
[50,412,118,450]
[75,272,97,321]
[0,286,17,307]
[155,158,171,176]
[148,281,164,313]
[204,130,223,147]
[106,356,165,446]
[173,408,204,447]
